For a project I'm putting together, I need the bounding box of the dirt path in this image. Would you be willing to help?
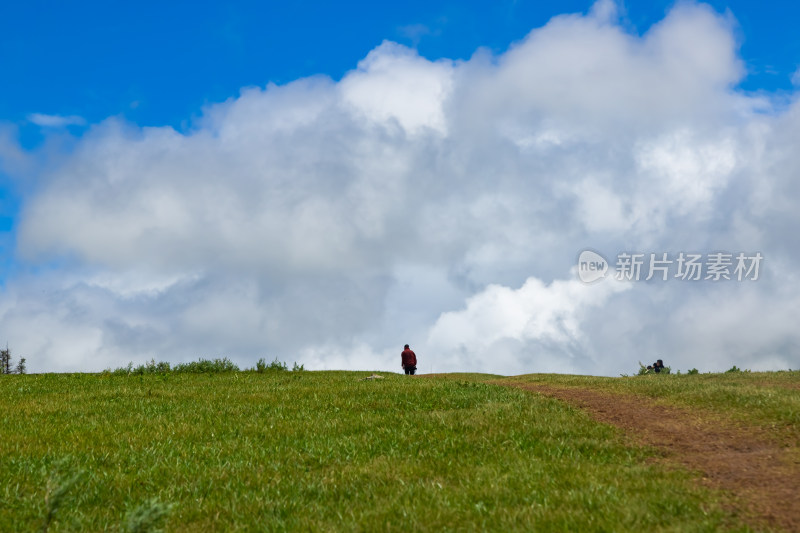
[508,383,800,532]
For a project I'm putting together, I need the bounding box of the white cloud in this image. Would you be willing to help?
[589,0,620,24]
[28,113,86,128]
[2,2,799,375]
[339,41,454,134]
[571,178,629,233]
[426,276,630,374]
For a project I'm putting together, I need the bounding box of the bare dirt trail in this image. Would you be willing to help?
[507,383,800,532]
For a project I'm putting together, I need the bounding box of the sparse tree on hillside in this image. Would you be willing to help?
[0,346,11,374]
[1,345,25,374]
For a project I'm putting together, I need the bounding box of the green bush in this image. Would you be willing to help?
[687,368,699,375]
[112,358,239,375]
[173,358,239,373]
[725,365,751,373]
[108,357,306,375]
[253,358,293,372]
[129,359,171,375]
[110,363,134,376]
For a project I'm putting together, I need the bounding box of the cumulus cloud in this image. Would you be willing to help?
[340,41,454,134]
[2,1,799,375]
[427,276,630,374]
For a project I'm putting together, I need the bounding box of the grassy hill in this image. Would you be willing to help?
[1,369,797,531]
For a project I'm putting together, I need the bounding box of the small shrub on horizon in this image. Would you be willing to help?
[253,358,291,372]
[107,357,304,375]
[111,358,239,375]
[132,359,171,375]
[725,365,750,373]
[109,363,134,376]
[111,360,171,375]
[173,358,239,373]
[688,368,699,375]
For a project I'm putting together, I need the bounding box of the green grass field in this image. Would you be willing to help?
[501,371,800,445]
[2,370,797,531]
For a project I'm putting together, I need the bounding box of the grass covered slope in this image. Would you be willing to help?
[498,370,800,531]
[500,370,800,445]
[2,371,734,532]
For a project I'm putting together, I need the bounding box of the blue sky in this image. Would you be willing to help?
[2,1,798,132]
[1,1,799,373]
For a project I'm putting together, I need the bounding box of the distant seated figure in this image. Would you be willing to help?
[653,359,664,373]
[401,344,417,375]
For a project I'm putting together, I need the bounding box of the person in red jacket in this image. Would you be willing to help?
[401,344,417,375]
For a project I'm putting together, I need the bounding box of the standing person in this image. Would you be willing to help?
[401,344,417,375]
